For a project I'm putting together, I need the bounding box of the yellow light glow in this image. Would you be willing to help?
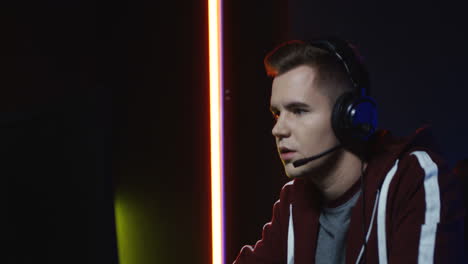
[209,0,224,263]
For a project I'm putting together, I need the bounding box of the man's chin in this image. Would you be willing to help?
[284,162,308,178]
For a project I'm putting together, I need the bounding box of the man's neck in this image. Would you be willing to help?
[306,149,367,203]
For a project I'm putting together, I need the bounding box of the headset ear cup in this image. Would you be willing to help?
[332,92,378,145]
[331,92,355,145]
[350,96,378,141]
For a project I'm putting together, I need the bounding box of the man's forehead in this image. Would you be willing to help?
[273,65,317,86]
[270,67,320,107]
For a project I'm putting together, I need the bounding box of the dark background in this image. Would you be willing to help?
[3,1,210,263]
[3,0,467,264]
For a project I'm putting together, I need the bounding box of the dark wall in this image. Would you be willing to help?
[4,1,211,263]
[110,1,211,263]
[3,2,118,263]
[223,0,289,262]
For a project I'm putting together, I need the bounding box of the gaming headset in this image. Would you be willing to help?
[309,37,378,147]
[292,37,378,168]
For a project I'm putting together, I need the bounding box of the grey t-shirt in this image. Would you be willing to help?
[315,189,361,264]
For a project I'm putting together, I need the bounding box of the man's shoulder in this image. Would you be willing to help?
[369,125,442,156]
[397,146,449,182]
[383,145,461,213]
[367,125,448,182]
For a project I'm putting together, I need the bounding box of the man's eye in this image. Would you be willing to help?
[293,109,306,115]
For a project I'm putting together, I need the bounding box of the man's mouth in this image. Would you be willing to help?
[279,147,296,161]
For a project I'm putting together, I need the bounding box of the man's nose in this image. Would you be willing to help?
[272,115,290,139]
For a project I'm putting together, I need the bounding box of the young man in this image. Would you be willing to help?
[233,38,465,264]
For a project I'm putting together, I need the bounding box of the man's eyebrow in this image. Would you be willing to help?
[284,101,310,110]
[269,101,311,113]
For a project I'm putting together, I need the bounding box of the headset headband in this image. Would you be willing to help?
[308,37,370,97]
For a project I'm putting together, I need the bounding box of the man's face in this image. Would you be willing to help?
[270,65,340,178]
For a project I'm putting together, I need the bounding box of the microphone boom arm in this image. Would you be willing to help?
[292,144,343,168]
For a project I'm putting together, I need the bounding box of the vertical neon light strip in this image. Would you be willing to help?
[209,0,224,263]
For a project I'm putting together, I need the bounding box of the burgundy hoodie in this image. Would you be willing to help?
[234,126,465,264]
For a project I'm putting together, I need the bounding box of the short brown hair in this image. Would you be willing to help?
[264,40,354,106]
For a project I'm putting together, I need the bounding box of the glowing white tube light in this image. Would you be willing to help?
[208,0,224,263]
